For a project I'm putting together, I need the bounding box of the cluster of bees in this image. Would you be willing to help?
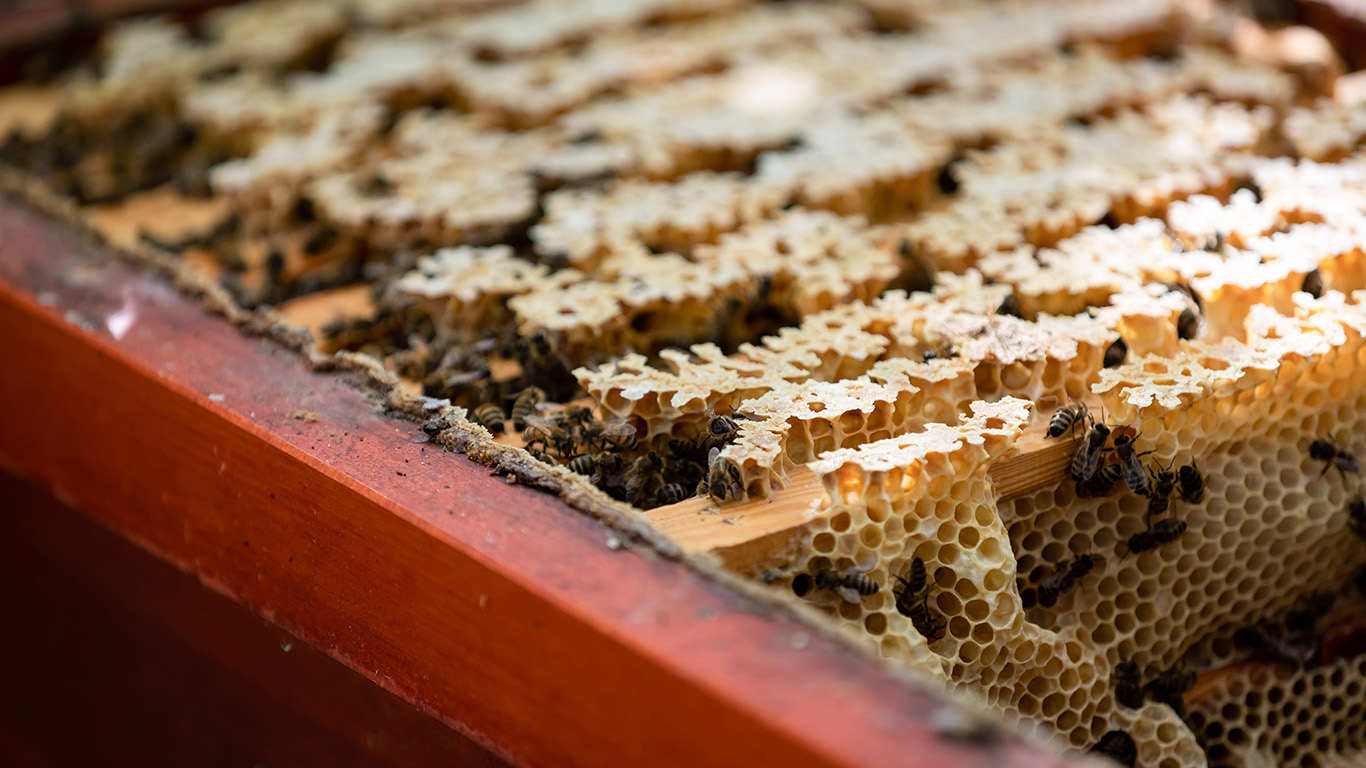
[789,556,946,642]
[1052,401,1204,561]
[786,557,943,641]
[777,294,1196,646]
[784,394,1364,765]
[1112,657,1197,716]
[1050,402,1363,764]
[990,401,1206,620]
[425,378,749,509]
[0,107,224,205]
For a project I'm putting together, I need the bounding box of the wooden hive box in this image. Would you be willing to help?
[7,2,1366,766]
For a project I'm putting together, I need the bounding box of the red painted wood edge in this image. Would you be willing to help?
[0,196,1078,767]
[0,2,70,54]
[1,469,511,767]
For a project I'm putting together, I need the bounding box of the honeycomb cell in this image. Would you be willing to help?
[831,511,852,532]
[865,612,888,635]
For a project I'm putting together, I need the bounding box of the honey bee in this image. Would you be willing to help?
[522,329,576,401]
[1113,661,1143,709]
[663,452,705,487]
[599,451,625,476]
[1238,591,1337,666]
[1177,462,1204,503]
[667,436,709,465]
[559,404,594,426]
[1146,459,1176,519]
[1167,281,1204,334]
[628,451,666,506]
[422,413,456,438]
[706,447,744,503]
[1039,554,1095,607]
[1112,433,1152,496]
[567,452,601,476]
[1348,496,1365,539]
[1150,459,1176,498]
[262,245,287,305]
[1310,439,1361,478]
[1089,730,1137,768]
[706,411,738,447]
[702,404,756,449]
[894,557,929,602]
[472,402,506,433]
[1145,489,1171,520]
[997,294,1023,319]
[426,361,486,402]
[1048,401,1088,439]
[521,422,545,449]
[524,414,576,457]
[583,415,638,452]
[1124,518,1187,556]
[1285,591,1336,632]
[1234,626,1318,667]
[1143,666,1195,706]
[1303,267,1324,299]
[510,386,546,431]
[1070,420,1111,483]
[1076,462,1123,499]
[814,565,880,603]
[1103,336,1128,368]
[1176,306,1200,341]
[567,451,624,482]
[894,557,944,640]
[659,483,689,505]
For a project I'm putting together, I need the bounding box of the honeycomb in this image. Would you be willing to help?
[7,1,1366,766]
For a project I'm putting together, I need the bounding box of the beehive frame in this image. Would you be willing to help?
[6,1,1366,766]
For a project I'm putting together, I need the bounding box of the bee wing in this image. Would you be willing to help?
[1084,444,1105,480]
[1111,424,1138,441]
[836,586,864,604]
[598,415,637,436]
[707,446,722,465]
[849,553,878,575]
[523,414,558,433]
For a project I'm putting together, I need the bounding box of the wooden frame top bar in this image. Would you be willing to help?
[0,192,1077,766]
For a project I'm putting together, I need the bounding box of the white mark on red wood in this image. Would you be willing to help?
[105,293,136,340]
